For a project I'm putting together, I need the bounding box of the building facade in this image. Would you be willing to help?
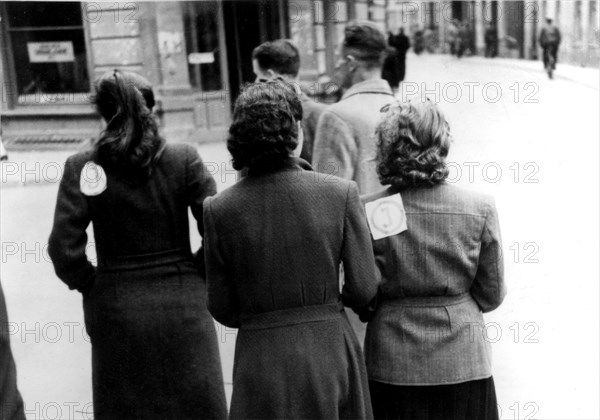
[1,1,597,148]
[387,0,599,65]
[0,0,388,148]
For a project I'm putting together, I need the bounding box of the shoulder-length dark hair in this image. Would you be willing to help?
[227,80,302,172]
[91,69,164,178]
[375,99,451,188]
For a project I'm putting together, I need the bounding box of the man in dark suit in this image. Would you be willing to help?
[252,39,325,164]
[1,282,26,420]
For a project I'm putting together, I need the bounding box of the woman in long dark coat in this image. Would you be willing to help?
[204,81,380,419]
[48,70,227,419]
[363,100,506,419]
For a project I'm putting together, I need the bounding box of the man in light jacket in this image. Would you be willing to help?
[313,21,395,195]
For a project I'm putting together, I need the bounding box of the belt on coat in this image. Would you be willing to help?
[239,301,345,331]
[384,292,472,308]
[97,247,193,271]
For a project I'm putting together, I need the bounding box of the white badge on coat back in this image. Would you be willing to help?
[365,193,407,240]
[80,161,107,196]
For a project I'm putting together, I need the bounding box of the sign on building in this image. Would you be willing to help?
[27,42,75,63]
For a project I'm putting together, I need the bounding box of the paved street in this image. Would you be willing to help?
[1,54,599,419]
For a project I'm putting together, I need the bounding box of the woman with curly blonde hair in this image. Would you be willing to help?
[363,99,506,420]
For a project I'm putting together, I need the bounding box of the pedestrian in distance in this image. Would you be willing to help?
[362,99,506,420]
[455,21,469,58]
[48,69,227,420]
[447,21,458,55]
[413,28,424,55]
[539,18,561,78]
[204,80,380,420]
[252,39,325,164]
[0,281,26,420]
[383,27,410,92]
[485,22,498,58]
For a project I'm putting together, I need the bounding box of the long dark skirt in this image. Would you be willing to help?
[369,377,499,420]
[84,261,227,420]
[229,303,373,420]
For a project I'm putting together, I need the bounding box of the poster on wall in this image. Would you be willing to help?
[27,41,75,63]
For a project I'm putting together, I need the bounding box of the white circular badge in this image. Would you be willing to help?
[80,161,107,196]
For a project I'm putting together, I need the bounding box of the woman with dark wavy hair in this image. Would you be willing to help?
[48,70,227,419]
[362,100,506,420]
[204,80,380,419]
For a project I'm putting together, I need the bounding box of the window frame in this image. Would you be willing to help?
[0,2,95,111]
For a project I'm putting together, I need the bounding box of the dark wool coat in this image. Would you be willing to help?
[48,143,227,420]
[204,158,380,420]
[0,282,26,420]
[362,183,506,386]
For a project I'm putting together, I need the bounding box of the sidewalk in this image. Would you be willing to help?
[446,53,600,90]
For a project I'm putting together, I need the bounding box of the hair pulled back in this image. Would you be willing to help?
[92,69,164,179]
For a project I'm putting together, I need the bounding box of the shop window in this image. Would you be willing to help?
[3,2,90,104]
[183,1,223,92]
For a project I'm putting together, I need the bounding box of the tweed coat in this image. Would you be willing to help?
[0,282,26,420]
[204,157,380,419]
[48,143,227,419]
[362,183,506,385]
[299,92,326,164]
[312,78,395,195]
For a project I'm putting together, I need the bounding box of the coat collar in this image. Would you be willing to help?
[341,78,394,101]
[247,156,313,177]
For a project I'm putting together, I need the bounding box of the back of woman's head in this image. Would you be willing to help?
[227,80,302,172]
[92,69,164,178]
[375,99,451,188]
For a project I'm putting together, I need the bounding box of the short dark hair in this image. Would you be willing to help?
[375,100,451,188]
[227,80,303,172]
[343,21,386,67]
[252,39,300,77]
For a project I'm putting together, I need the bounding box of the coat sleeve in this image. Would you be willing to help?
[470,199,506,313]
[340,182,380,309]
[186,145,217,275]
[0,282,26,420]
[48,157,96,294]
[204,198,240,328]
[312,109,357,181]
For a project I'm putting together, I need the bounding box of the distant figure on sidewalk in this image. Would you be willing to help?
[424,28,435,53]
[456,21,468,58]
[413,28,424,55]
[539,18,561,71]
[485,22,498,58]
[382,28,410,93]
[1,281,26,420]
[252,39,325,163]
[447,21,458,55]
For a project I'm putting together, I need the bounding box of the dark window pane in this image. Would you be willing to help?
[184,1,223,91]
[7,2,82,28]
[10,29,89,94]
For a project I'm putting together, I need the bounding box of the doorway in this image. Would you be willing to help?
[222,0,289,103]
